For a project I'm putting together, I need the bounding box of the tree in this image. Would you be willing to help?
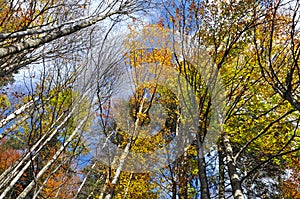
[280,156,300,198]
[79,0,300,198]
[1,0,300,198]
[0,75,90,198]
[158,0,300,198]
[0,139,21,174]
[0,28,124,196]
[252,0,300,112]
[0,0,151,76]
[0,0,150,196]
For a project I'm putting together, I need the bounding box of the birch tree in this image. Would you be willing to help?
[0,0,151,76]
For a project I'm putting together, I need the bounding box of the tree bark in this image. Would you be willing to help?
[0,0,149,77]
[218,143,225,199]
[222,133,244,199]
[178,150,188,199]
[101,95,148,199]
[197,141,211,199]
[0,109,77,199]
[0,100,34,129]
[16,116,89,199]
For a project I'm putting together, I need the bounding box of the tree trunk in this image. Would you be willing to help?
[0,1,143,60]
[0,107,73,188]
[222,133,244,199]
[16,116,89,199]
[178,151,188,199]
[218,143,225,199]
[74,161,97,199]
[0,99,82,198]
[197,142,211,199]
[0,100,34,129]
[101,96,148,199]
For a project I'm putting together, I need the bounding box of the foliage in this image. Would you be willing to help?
[1,0,300,198]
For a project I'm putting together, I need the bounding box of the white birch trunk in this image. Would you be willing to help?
[222,133,244,199]
[16,116,89,199]
[0,110,75,198]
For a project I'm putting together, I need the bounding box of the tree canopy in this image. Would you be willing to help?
[0,0,299,198]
